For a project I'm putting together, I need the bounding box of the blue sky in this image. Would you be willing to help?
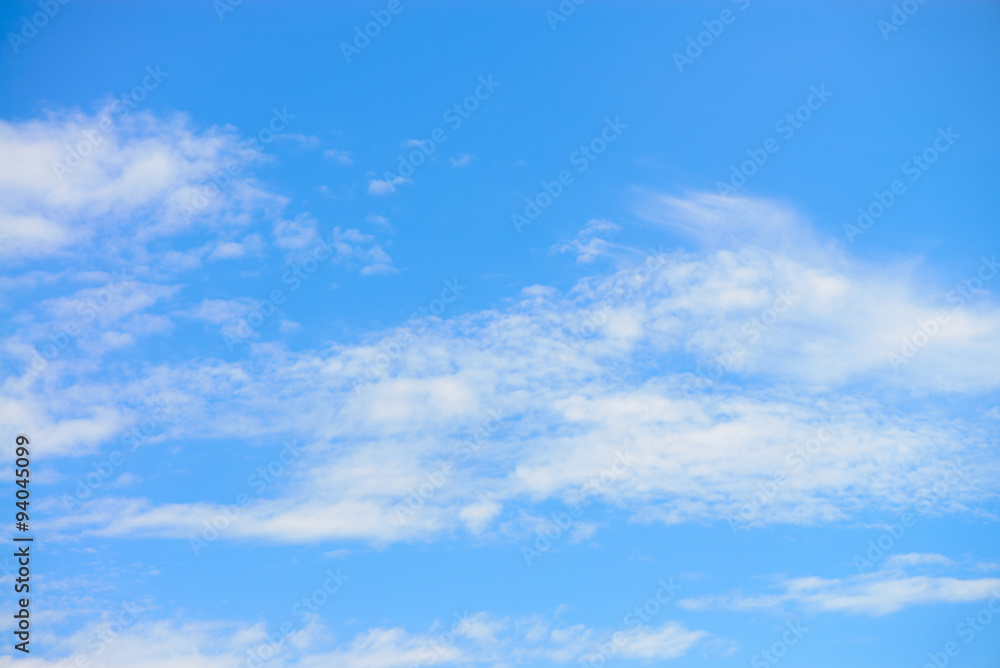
[1,1,1000,666]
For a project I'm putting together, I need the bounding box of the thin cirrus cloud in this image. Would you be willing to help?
[679,554,1000,616]
[32,192,999,545]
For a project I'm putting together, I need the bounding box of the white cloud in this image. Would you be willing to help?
[208,234,264,260]
[0,393,123,457]
[323,148,352,165]
[42,281,181,329]
[679,558,1000,616]
[885,553,954,569]
[0,269,65,298]
[319,226,396,276]
[368,176,409,195]
[300,612,706,668]
[552,218,621,263]
[366,214,392,231]
[208,241,245,259]
[0,618,284,668]
[450,154,475,168]
[633,192,1000,392]
[10,193,1000,544]
[616,622,708,660]
[0,106,282,260]
[277,133,321,148]
[273,213,320,249]
[183,298,259,325]
[2,611,708,668]
[306,626,461,668]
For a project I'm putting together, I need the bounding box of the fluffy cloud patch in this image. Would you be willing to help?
[0,106,281,259]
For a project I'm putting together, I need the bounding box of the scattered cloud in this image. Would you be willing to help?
[323,148,352,165]
[277,133,321,148]
[366,214,393,231]
[368,176,410,195]
[552,218,621,263]
[5,193,998,545]
[274,213,321,249]
[0,609,709,668]
[208,234,264,260]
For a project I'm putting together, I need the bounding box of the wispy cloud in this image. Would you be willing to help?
[680,555,1000,616]
[29,194,998,545]
[323,148,352,165]
[2,610,707,668]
